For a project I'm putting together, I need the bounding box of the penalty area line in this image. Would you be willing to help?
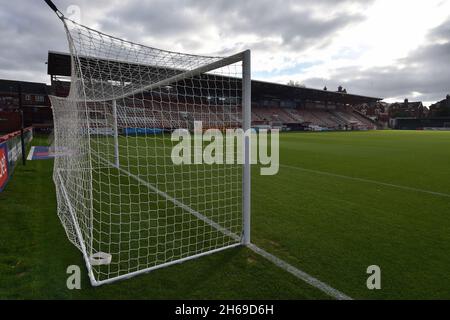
[281,164,450,198]
[27,146,35,160]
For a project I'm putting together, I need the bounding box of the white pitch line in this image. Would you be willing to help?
[107,160,351,300]
[27,146,35,160]
[281,164,450,198]
[248,244,352,300]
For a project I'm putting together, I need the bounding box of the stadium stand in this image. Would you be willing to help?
[0,79,53,133]
[47,51,382,132]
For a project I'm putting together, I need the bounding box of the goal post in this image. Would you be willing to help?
[48,15,251,285]
[242,50,251,246]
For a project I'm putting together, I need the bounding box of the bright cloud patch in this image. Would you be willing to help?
[1,0,449,104]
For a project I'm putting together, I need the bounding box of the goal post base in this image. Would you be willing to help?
[91,243,241,286]
[89,252,112,266]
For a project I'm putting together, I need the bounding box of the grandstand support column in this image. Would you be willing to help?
[18,84,26,166]
[112,99,120,168]
[242,50,251,246]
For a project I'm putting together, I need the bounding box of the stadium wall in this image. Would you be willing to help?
[391,117,450,130]
[0,111,21,134]
[0,127,33,192]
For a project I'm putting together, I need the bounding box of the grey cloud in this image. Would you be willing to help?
[303,18,450,102]
[201,0,364,42]
[429,16,450,41]
[0,0,371,83]
[0,0,111,83]
[99,0,369,53]
[5,0,445,105]
[0,1,65,82]
[100,1,205,39]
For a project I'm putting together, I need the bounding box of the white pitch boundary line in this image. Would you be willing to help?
[281,164,450,198]
[106,160,351,300]
[27,146,35,160]
[248,244,352,300]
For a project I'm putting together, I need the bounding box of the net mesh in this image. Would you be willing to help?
[50,18,245,284]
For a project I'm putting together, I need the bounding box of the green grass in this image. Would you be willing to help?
[87,135,244,283]
[1,130,450,299]
[0,135,328,299]
[253,130,450,299]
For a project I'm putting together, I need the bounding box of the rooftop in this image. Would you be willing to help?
[47,51,382,104]
[0,79,48,95]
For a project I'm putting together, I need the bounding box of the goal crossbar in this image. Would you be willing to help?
[73,51,249,103]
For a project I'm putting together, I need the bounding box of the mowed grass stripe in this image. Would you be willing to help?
[2,130,450,299]
[0,135,331,299]
[252,130,450,299]
[106,157,348,298]
[280,130,450,194]
[280,163,450,198]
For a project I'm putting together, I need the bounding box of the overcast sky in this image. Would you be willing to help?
[1,0,449,105]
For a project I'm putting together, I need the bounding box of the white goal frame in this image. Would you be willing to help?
[103,51,251,286]
[49,16,251,286]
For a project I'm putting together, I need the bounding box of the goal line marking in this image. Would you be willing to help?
[281,164,450,198]
[106,160,352,300]
[248,244,352,300]
[27,146,35,160]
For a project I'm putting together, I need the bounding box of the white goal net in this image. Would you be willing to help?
[50,17,251,285]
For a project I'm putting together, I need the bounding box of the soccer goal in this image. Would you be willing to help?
[47,11,251,285]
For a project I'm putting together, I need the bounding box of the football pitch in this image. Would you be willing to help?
[1,130,450,299]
